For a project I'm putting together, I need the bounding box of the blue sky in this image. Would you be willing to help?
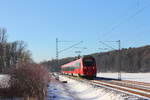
[0,0,150,62]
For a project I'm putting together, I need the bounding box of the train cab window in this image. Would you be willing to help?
[83,59,95,66]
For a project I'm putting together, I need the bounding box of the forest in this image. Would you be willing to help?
[42,45,150,73]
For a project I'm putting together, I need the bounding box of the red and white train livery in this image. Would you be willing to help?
[61,56,97,78]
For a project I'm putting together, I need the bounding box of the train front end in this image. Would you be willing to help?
[82,56,97,78]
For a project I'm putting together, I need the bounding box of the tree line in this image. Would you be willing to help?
[42,45,150,73]
[93,46,150,72]
[0,28,32,73]
[0,28,49,100]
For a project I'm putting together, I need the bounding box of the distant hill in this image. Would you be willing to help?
[42,45,150,73]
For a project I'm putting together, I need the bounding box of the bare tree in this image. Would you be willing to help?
[0,28,7,43]
[0,28,7,72]
[0,28,32,73]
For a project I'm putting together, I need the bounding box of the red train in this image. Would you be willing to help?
[61,56,97,79]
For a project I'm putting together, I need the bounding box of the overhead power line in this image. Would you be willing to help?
[102,2,150,39]
[99,41,116,50]
[99,40,121,80]
[58,41,83,53]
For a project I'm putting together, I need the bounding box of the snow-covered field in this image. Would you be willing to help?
[48,73,149,100]
[97,73,150,83]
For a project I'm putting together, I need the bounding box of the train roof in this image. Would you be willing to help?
[61,58,81,67]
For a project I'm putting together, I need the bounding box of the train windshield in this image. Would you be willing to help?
[83,58,95,66]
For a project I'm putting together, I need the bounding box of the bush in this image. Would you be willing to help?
[7,62,49,100]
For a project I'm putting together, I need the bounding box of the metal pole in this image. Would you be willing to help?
[56,38,59,72]
[118,40,121,80]
[55,38,83,72]
[99,40,122,80]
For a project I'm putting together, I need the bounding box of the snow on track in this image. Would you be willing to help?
[48,73,150,100]
[92,80,150,99]
[58,75,144,100]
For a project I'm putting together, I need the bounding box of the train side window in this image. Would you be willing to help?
[75,62,81,67]
[79,62,81,66]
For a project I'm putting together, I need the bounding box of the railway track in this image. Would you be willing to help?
[111,80,150,91]
[122,80,150,87]
[92,80,150,99]
[63,75,150,100]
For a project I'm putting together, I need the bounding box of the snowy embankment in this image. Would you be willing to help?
[48,74,146,100]
[97,73,150,83]
[47,76,75,100]
[59,76,126,100]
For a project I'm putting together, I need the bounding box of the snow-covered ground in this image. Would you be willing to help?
[97,73,150,83]
[0,74,10,88]
[48,73,149,100]
[1,73,149,100]
[47,77,75,100]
